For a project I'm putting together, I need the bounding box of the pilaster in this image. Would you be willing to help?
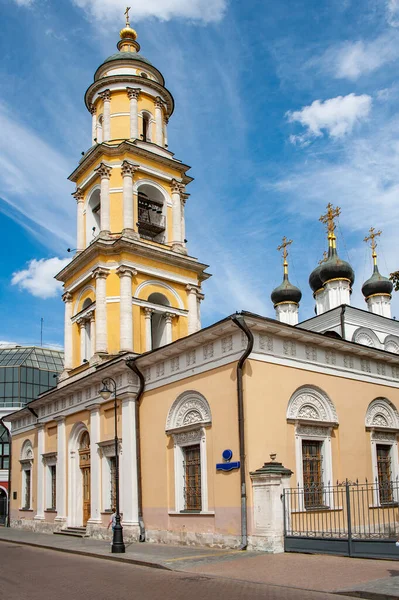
[144,308,153,352]
[99,89,111,142]
[155,97,164,146]
[186,285,200,334]
[34,424,45,521]
[121,396,139,526]
[73,188,85,252]
[89,104,97,145]
[54,416,66,522]
[121,160,137,236]
[117,266,136,352]
[87,404,102,525]
[92,268,108,355]
[127,87,140,140]
[62,292,73,374]
[94,163,112,233]
[171,179,183,252]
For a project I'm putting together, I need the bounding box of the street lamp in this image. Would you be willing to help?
[99,377,125,553]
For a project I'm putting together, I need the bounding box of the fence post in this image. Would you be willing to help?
[345,481,353,557]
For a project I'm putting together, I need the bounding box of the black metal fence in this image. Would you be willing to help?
[283,480,399,559]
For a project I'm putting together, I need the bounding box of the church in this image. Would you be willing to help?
[6,14,399,554]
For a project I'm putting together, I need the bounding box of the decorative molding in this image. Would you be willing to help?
[283,340,296,357]
[99,89,111,102]
[127,87,141,100]
[203,343,214,360]
[287,385,338,424]
[365,398,399,429]
[296,424,331,437]
[121,160,137,178]
[156,362,165,377]
[42,452,57,465]
[260,334,273,352]
[94,162,112,179]
[371,430,397,442]
[344,355,354,369]
[305,345,317,361]
[97,440,121,457]
[361,359,371,373]
[186,350,196,367]
[221,335,233,353]
[171,356,179,373]
[166,391,211,432]
[173,428,204,446]
[325,350,336,365]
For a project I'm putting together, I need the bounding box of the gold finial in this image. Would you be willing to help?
[364,227,382,267]
[319,203,341,248]
[277,236,293,276]
[124,6,131,26]
[318,251,328,265]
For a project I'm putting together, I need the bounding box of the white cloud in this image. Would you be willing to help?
[72,0,227,23]
[286,94,372,145]
[387,0,399,26]
[287,94,372,144]
[11,257,70,299]
[12,0,33,5]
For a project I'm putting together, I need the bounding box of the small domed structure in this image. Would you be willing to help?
[362,265,393,299]
[319,246,355,286]
[271,275,302,306]
[309,263,323,294]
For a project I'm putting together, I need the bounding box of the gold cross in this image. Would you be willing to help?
[318,251,328,265]
[124,6,131,26]
[319,203,341,237]
[364,227,382,264]
[277,237,293,275]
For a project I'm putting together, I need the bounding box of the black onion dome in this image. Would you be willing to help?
[362,265,393,299]
[319,247,355,286]
[271,274,302,306]
[309,263,323,293]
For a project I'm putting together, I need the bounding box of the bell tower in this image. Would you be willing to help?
[57,13,210,375]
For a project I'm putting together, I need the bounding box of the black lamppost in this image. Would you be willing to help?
[99,377,125,553]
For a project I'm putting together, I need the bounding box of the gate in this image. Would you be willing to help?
[284,480,399,560]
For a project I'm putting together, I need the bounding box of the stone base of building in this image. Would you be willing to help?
[86,522,140,542]
[145,528,241,549]
[10,517,64,534]
[247,534,283,553]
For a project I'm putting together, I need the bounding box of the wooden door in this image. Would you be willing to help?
[79,435,91,526]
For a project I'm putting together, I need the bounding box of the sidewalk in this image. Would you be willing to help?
[0,527,398,599]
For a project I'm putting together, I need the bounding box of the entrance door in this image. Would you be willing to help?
[79,432,91,526]
[0,489,7,526]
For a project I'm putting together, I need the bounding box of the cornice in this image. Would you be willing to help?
[55,235,211,284]
[68,140,193,184]
[85,74,173,115]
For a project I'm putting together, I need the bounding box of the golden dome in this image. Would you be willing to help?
[120,25,137,40]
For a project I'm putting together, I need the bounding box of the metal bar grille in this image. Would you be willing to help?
[183,444,202,511]
[302,440,324,508]
[377,445,393,504]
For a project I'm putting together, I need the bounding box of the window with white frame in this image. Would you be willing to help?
[287,385,339,509]
[166,391,212,513]
[99,441,120,512]
[42,453,57,510]
[20,440,34,510]
[365,398,399,505]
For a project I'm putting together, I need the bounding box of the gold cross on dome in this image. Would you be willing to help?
[319,203,341,236]
[364,227,382,264]
[318,251,328,265]
[124,6,131,26]
[277,237,293,273]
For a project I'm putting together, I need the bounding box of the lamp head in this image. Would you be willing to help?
[99,381,112,401]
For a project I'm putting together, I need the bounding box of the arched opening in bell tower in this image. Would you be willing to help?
[142,112,151,142]
[86,189,101,245]
[97,115,103,143]
[148,292,170,349]
[137,184,166,243]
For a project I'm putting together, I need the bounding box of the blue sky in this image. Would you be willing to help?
[2,0,399,347]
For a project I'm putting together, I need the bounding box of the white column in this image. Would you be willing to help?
[90,104,97,144]
[93,268,108,354]
[88,404,102,524]
[78,319,86,363]
[55,417,66,522]
[155,97,164,146]
[62,292,73,371]
[171,180,183,250]
[127,88,140,139]
[89,312,96,358]
[73,188,85,252]
[164,116,169,148]
[95,163,112,233]
[181,194,187,248]
[186,285,199,335]
[367,295,392,318]
[275,303,299,326]
[121,396,139,526]
[121,161,136,232]
[34,424,45,520]
[196,291,204,331]
[164,313,173,345]
[324,279,351,311]
[99,89,111,142]
[144,308,153,351]
[117,266,136,352]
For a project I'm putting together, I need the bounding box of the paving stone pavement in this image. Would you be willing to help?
[1,527,399,599]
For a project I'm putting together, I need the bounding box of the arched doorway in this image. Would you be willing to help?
[148,292,170,349]
[79,431,91,526]
[0,488,7,526]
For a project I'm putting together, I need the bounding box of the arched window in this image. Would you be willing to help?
[366,398,399,505]
[352,327,380,348]
[142,112,151,142]
[20,440,34,510]
[148,292,170,350]
[166,391,212,513]
[97,115,103,143]
[137,184,165,243]
[287,385,338,508]
[384,335,399,354]
[86,189,101,245]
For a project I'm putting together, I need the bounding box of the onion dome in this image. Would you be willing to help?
[309,262,324,293]
[319,246,355,286]
[271,236,302,306]
[362,264,393,299]
[271,273,302,306]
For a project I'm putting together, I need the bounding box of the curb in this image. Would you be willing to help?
[336,591,399,600]
[0,537,171,571]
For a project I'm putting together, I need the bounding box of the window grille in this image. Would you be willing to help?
[183,444,201,511]
[376,444,393,504]
[24,469,31,510]
[50,465,56,510]
[302,440,324,508]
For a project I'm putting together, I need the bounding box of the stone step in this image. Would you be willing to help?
[54,527,87,538]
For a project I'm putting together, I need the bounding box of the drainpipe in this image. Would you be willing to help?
[27,406,39,420]
[126,358,146,542]
[0,418,11,527]
[340,305,346,340]
[230,313,254,551]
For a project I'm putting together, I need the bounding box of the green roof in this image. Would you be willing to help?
[102,51,153,67]
[0,346,64,370]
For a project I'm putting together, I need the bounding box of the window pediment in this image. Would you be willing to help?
[166,391,211,433]
[365,398,399,430]
[287,385,338,426]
